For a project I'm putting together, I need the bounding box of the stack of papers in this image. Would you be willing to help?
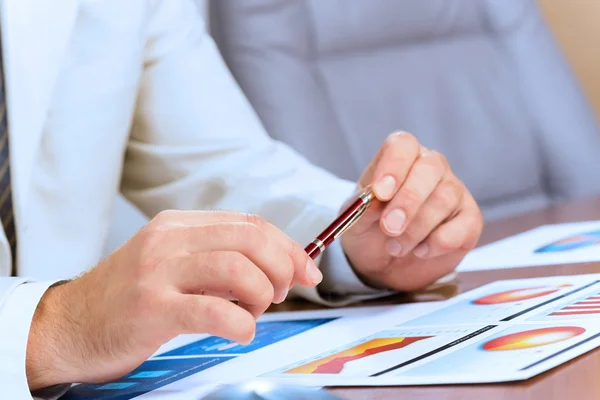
[62,273,600,399]
[458,220,600,272]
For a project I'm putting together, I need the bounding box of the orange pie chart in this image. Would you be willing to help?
[473,285,572,305]
[482,326,586,351]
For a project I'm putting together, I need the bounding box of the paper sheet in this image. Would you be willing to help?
[60,303,439,399]
[264,274,600,387]
[457,220,600,272]
[61,274,600,397]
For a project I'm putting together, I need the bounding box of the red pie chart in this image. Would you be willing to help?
[482,326,586,351]
[473,285,572,305]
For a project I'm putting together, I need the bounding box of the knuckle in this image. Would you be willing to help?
[198,224,230,248]
[240,222,267,248]
[240,216,262,234]
[464,214,484,247]
[280,260,295,285]
[205,210,230,223]
[270,253,294,288]
[195,253,216,281]
[256,282,275,305]
[136,230,168,272]
[382,139,396,156]
[468,198,484,226]
[386,131,419,151]
[136,257,161,280]
[435,231,461,252]
[385,132,400,146]
[244,213,265,228]
[138,227,162,251]
[202,224,220,238]
[399,187,424,213]
[269,242,298,289]
[401,133,420,150]
[433,181,460,211]
[153,209,178,224]
[142,217,177,251]
[221,252,247,283]
[431,150,448,167]
[285,240,299,265]
[202,299,226,328]
[132,283,163,317]
[474,210,484,231]
[288,240,305,267]
[402,227,421,244]
[421,151,446,174]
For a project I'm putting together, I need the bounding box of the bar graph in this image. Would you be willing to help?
[529,291,600,321]
[550,294,600,317]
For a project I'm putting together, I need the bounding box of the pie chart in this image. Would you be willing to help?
[472,285,572,305]
[535,230,600,253]
[482,326,586,351]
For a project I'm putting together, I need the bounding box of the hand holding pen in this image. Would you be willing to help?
[304,132,483,292]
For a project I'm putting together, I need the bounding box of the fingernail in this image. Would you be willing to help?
[246,330,256,344]
[374,176,396,200]
[275,289,289,304]
[385,239,403,256]
[383,209,406,234]
[306,260,323,284]
[414,243,429,258]
[420,146,432,157]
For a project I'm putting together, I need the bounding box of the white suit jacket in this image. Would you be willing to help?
[0,0,387,398]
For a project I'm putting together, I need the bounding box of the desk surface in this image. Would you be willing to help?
[271,196,600,400]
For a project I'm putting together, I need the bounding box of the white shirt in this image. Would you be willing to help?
[0,1,387,398]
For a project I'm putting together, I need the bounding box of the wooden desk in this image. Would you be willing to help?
[272,195,600,400]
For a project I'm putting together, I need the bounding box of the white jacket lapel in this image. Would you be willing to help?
[1,0,79,224]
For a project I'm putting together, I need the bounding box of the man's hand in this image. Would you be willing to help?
[341,132,483,291]
[25,210,322,390]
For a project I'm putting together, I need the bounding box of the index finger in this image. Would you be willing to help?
[169,294,257,345]
[363,132,421,202]
[147,210,322,299]
[349,132,420,232]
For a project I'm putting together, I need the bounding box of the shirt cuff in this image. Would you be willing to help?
[318,240,394,298]
[32,384,71,400]
[0,280,63,400]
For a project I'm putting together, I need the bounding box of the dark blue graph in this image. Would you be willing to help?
[158,318,336,357]
[60,357,231,400]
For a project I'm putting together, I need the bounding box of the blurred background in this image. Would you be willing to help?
[200,0,600,121]
[195,0,600,120]
[537,0,600,118]
[106,0,600,254]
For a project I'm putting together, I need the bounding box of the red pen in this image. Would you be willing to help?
[304,188,376,259]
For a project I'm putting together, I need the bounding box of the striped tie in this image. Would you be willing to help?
[0,34,16,274]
